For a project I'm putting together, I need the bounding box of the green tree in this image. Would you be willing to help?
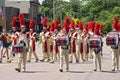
[39,0,120,34]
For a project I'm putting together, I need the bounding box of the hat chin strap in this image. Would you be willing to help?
[21,25,25,28]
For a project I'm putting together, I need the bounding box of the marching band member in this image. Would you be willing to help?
[15,13,29,72]
[118,23,120,56]
[39,17,50,62]
[88,21,95,59]
[27,19,39,62]
[7,16,19,63]
[77,21,85,62]
[110,18,119,71]
[69,20,78,63]
[48,23,54,63]
[92,23,102,71]
[83,23,89,61]
[57,22,70,72]
[99,24,103,56]
[50,20,60,63]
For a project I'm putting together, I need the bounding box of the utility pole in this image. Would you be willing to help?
[60,5,62,26]
[53,0,55,20]
[60,0,63,27]
[94,15,97,21]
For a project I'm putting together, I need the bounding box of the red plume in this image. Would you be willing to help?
[89,21,95,31]
[50,22,54,32]
[11,16,17,28]
[18,13,24,19]
[94,23,100,35]
[78,21,83,30]
[18,13,26,27]
[69,20,75,30]
[43,17,48,28]
[29,19,35,30]
[54,20,59,30]
[62,22,69,32]
[113,17,119,31]
[84,23,89,32]
[64,17,70,24]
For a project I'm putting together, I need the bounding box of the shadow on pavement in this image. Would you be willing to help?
[101,70,118,73]
[69,71,86,73]
[22,71,47,73]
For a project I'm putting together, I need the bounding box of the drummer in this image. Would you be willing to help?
[15,13,29,72]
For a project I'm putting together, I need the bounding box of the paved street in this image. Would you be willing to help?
[0,38,120,80]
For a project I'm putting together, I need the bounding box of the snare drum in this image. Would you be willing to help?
[13,44,25,53]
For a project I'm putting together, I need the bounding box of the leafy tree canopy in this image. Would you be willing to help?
[39,0,120,34]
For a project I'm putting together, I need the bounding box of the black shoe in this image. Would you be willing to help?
[69,61,72,63]
[76,60,79,63]
[66,68,69,72]
[3,56,6,58]
[94,69,97,71]
[35,59,39,62]
[15,68,21,72]
[117,67,119,71]
[13,53,15,57]
[112,69,115,71]
[27,60,31,62]
[40,59,44,62]
[59,69,63,72]
[99,67,101,71]
[7,58,9,60]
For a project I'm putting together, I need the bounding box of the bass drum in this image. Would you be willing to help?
[56,33,69,46]
[89,36,102,48]
[106,31,119,46]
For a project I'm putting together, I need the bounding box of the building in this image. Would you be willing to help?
[0,0,6,32]
[5,0,40,31]
[5,7,19,31]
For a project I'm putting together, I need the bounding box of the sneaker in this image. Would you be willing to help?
[15,68,21,72]
[59,69,63,72]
